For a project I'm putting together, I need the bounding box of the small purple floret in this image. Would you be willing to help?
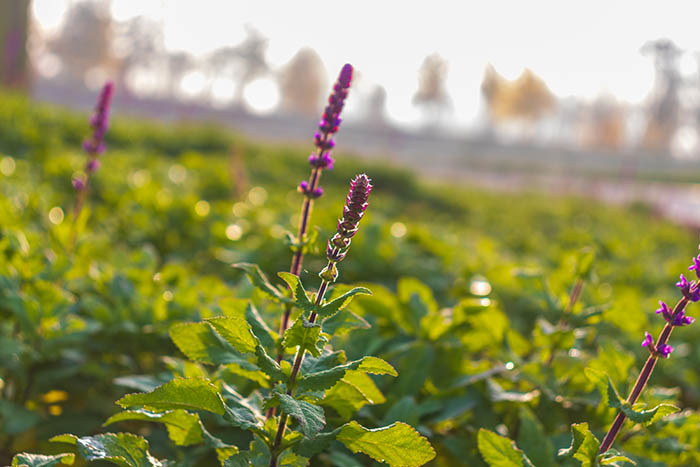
[85,158,101,173]
[72,177,85,191]
[676,274,700,302]
[689,253,700,279]
[641,332,673,357]
[658,344,673,358]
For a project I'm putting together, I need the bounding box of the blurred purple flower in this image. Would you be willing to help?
[83,82,114,158]
[72,177,85,191]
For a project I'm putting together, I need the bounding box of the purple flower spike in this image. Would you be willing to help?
[641,332,654,348]
[312,64,353,157]
[329,175,371,251]
[83,82,114,157]
[320,174,371,282]
[676,274,700,302]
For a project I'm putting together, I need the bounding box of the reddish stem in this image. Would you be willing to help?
[599,296,689,453]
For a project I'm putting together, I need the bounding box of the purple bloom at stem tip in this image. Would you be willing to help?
[83,82,114,156]
[310,64,354,169]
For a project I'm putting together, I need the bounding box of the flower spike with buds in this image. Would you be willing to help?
[600,244,700,453]
[270,174,372,467]
[70,82,114,246]
[321,174,372,281]
[277,64,354,342]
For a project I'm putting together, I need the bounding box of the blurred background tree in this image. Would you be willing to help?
[412,53,452,126]
[48,0,114,85]
[641,39,681,151]
[481,65,556,124]
[0,0,30,90]
[277,47,326,116]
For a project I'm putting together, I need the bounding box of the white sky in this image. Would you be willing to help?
[32,0,700,128]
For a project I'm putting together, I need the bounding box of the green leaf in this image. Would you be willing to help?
[218,299,277,349]
[477,429,533,467]
[297,356,396,394]
[321,310,371,335]
[517,407,554,467]
[170,322,245,365]
[255,344,286,382]
[322,370,387,419]
[557,423,600,467]
[0,399,41,435]
[104,409,203,446]
[597,450,637,465]
[200,423,239,465]
[621,402,679,426]
[584,367,611,407]
[49,434,78,445]
[317,287,372,319]
[293,430,340,458]
[597,372,680,426]
[221,385,265,431]
[267,389,325,438]
[117,378,225,415]
[283,317,325,357]
[336,421,435,467]
[224,452,251,467]
[207,316,258,354]
[11,453,75,466]
[278,272,315,313]
[51,433,161,467]
[357,356,398,376]
[246,301,278,349]
[234,263,288,302]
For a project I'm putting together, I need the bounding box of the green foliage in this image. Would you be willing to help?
[116,378,226,415]
[3,90,700,466]
[336,421,436,467]
[478,429,534,467]
[50,433,161,467]
[104,409,204,446]
[11,453,75,466]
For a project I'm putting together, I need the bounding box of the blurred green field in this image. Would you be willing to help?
[2,89,700,466]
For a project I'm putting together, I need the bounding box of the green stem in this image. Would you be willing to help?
[269,276,332,467]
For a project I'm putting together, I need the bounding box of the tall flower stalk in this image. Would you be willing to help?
[269,174,372,467]
[71,82,114,235]
[278,64,353,339]
[599,247,699,453]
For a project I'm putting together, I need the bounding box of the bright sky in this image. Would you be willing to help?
[32,0,700,129]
